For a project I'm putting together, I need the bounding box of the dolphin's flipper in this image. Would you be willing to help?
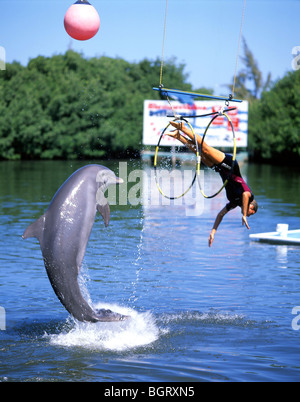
[22,214,45,242]
[97,202,110,227]
[95,308,129,322]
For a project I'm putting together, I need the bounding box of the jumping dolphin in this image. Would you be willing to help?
[23,164,128,323]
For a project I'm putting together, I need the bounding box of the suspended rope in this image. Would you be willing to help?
[155,0,247,103]
[153,0,245,200]
[159,0,169,88]
[232,0,247,97]
[158,0,181,119]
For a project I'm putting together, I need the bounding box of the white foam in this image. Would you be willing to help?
[48,304,160,351]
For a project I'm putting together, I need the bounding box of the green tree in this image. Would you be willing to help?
[248,69,300,164]
[228,38,272,102]
[0,51,196,160]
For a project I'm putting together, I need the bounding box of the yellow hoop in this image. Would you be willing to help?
[154,118,200,200]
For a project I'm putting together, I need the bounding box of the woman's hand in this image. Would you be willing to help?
[208,229,216,247]
[242,215,250,229]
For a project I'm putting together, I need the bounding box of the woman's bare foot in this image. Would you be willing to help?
[169,121,185,131]
[165,129,181,140]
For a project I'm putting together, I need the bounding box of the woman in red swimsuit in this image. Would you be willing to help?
[167,120,258,247]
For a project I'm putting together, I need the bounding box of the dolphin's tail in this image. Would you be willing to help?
[95,308,129,322]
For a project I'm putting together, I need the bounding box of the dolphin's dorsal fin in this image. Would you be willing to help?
[97,203,110,227]
[22,214,46,242]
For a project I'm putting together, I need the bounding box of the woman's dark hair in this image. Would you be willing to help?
[251,199,258,213]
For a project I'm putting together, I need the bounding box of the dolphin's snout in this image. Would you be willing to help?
[116,177,124,185]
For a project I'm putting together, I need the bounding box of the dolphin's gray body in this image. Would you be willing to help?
[23,164,127,323]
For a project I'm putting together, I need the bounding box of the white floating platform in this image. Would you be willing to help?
[250,225,300,245]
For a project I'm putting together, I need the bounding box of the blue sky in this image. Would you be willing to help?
[1,0,299,95]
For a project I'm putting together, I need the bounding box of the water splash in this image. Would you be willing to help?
[128,213,145,308]
[47,304,159,351]
[158,309,258,328]
[47,252,161,351]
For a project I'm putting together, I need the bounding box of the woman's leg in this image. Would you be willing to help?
[168,121,225,167]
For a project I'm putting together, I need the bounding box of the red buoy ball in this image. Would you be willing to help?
[64,0,100,41]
